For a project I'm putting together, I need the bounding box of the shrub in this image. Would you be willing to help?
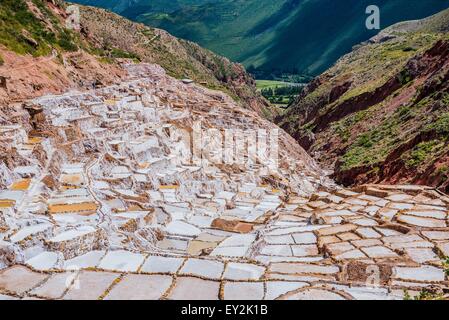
[110,48,141,61]
[0,0,80,55]
[404,140,443,168]
[397,69,412,85]
[58,31,78,52]
[426,113,449,135]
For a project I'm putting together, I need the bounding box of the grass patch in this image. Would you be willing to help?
[425,112,449,135]
[257,79,302,106]
[444,257,449,276]
[339,90,448,172]
[397,69,413,85]
[256,80,294,90]
[436,166,449,182]
[57,30,78,52]
[97,56,114,64]
[340,119,399,171]
[403,140,445,169]
[0,0,79,56]
[333,110,370,142]
[404,289,445,300]
[109,48,141,61]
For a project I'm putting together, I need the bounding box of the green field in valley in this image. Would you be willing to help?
[256,80,295,90]
[256,80,303,106]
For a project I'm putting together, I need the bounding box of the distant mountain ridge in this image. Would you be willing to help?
[72,0,449,78]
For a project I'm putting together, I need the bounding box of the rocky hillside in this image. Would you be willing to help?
[0,0,272,117]
[277,8,449,193]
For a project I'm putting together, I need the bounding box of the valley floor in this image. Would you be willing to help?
[0,64,448,300]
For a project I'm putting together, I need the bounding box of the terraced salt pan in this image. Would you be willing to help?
[422,231,449,240]
[388,240,434,250]
[48,226,96,242]
[97,250,146,272]
[267,225,330,236]
[405,210,447,219]
[291,244,319,257]
[256,256,324,264]
[386,194,413,202]
[270,263,339,275]
[52,214,97,225]
[165,221,201,237]
[279,287,347,300]
[26,252,60,271]
[163,204,191,220]
[265,235,295,245]
[64,251,106,270]
[114,211,150,220]
[168,277,220,300]
[389,203,414,210]
[264,281,309,300]
[62,271,119,300]
[219,234,256,247]
[224,282,264,300]
[0,190,24,203]
[404,248,439,263]
[394,266,445,282]
[10,224,53,243]
[360,246,398,258]
[332,285,396,300]
[158,238,188,251]
[223,263,265,280]
[292,233,317,244]
[30,272,75,299]
[0,266,48,295]
[211,246,249,257]
[104,274,172,300]
[140,256,184,273]
[179,259,224,279]
[335,249,366,260]
[355,228,382,239]
[397,215,446,228]
[188,215,213,228]
[261,245,293,256]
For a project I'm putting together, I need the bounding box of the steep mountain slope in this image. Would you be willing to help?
[74,0,449,78]
[277,8,449,193]
[0,0,271,117]
[0,0,128,103]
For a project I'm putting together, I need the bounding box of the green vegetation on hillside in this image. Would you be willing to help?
[340,91,449,173]
[256,80,292,90]
[0,0,79,56]
[403,140,445,169]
